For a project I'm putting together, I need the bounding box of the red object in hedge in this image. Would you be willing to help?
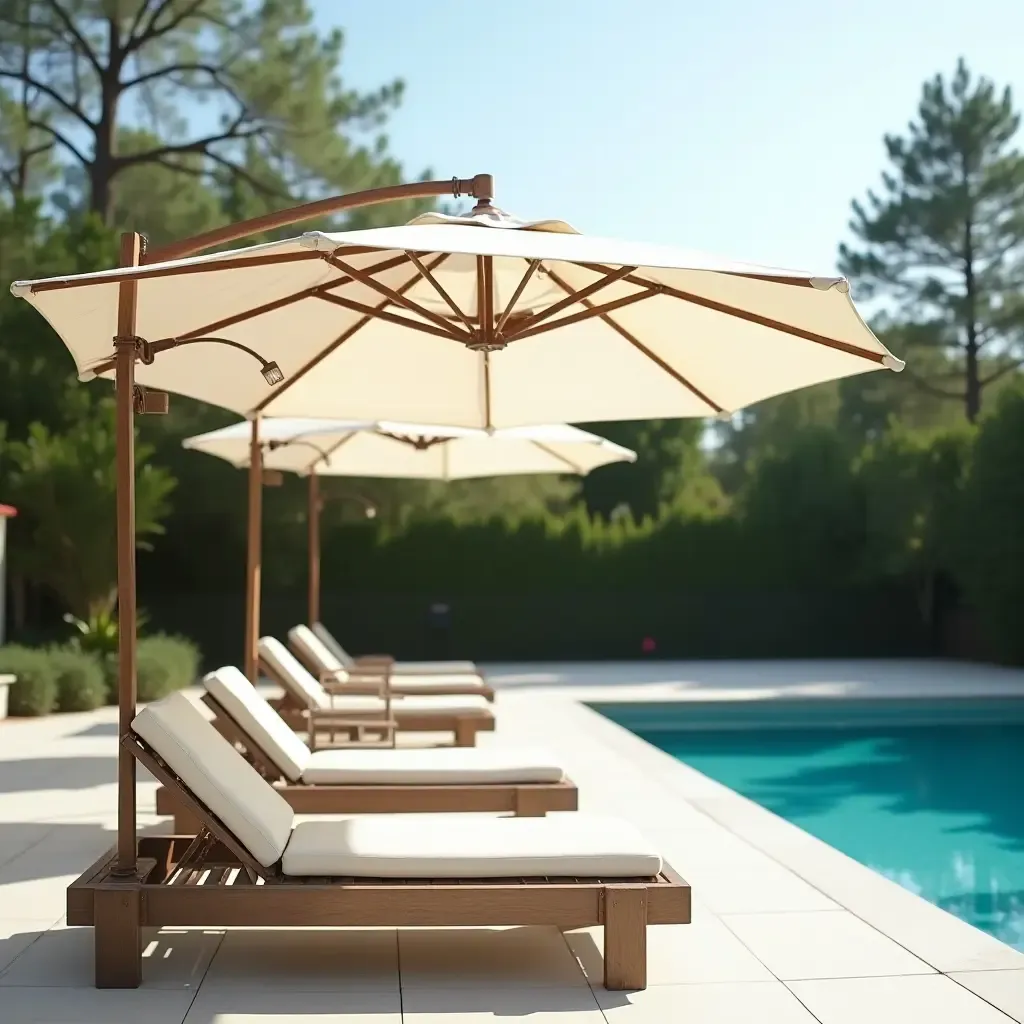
[0,506,15,518]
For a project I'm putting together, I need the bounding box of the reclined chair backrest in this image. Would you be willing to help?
[204,665,311,782]
[311,621,355,668]
[132,691,294,867]
[289,624,345,678]
[258,635,330,710]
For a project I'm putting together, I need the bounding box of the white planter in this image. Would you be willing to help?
[0,674,12,720]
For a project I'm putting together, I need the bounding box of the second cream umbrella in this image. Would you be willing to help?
[183,416,637,630]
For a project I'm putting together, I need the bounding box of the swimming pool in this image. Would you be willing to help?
[596,698,1024,950]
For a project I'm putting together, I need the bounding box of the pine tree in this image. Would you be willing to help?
[840,59,1024,422]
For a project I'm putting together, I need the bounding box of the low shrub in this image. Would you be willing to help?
[136,634,201,701]
[0,645,58,716]
[49,646,107,712]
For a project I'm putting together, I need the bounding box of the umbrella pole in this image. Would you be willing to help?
[244,416,263,681]
[113,231,142,877]
[307,472,321,626]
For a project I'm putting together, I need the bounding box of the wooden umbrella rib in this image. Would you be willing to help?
[543,268,725,415]
[531,440,584,474]
[26,249,326,293]
[508,286,661,341]
[324,254,473,340]
[404,251,476,334]
[577,261,818,289]
[88,250,418,375]
[254,253,451,413]
[505,264,638,335]
[605,268,885,365]
[314,292,461,341]
[297,430,358,475]
[495,259,541,335]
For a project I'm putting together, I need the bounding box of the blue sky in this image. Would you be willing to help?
[313,0,1024,277]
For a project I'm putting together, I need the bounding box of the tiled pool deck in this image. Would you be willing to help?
[1,659,1023,1022]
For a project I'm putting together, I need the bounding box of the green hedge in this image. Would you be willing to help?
[49,646,108,712]
[136,634,200,701]
[0,633,199,715]
[0,646,58,716]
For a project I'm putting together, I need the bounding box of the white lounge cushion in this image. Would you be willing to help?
[340,694,492,718]
[301,747,565,786]
[281,813,663,878]
[260,638,491,718]
[391,660,479,676]
[289,625,480,686]
[259,635,330,710]
[132,692,294,867]
[310,622,477,676]
[390,665,481,680]
[204,666,311,783]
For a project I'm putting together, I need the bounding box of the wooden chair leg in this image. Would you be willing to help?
[603,885,648,991]
[513,787,549,816]
[454,720,477,747]
[94,887,142,988]
[173,806,202,834]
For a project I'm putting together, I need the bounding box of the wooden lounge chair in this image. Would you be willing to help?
[76,691,690,991]
[290,623,495,701]
[260,635,495,747]
[312,620,482,678]
[155,665,578,830]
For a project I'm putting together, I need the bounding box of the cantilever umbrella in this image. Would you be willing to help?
[10,173,905,882]
[12,197,904,675]
[182,417,637,625]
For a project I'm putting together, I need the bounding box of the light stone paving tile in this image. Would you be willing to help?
[723,909,936,980]
[0,985,194,1023]
[565,916,773,987]
[717,822,1024,973]
[183,988,401,1023]
[790,974,1020,1024]
[200,927,399,992]
[950,970,1024,1023]
[398,926,589,990]
[401,986,604,1021]
[595,980,821,1022]
[0,875,81,920]
[0,925,223,989]
[663,849,839,914]
[0,822,51,870]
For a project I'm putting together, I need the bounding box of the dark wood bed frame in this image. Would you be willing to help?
[77,732,691,992]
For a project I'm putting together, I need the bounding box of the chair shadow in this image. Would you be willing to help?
[0,923,635,1017]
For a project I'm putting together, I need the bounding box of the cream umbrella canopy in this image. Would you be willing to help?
[183,416,636,627]
[13,207,903,430]
[9,174,905,878]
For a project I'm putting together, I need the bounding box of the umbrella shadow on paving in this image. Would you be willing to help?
[0,818,174,886]
[69,722,120,739]
[0,756,118,794]
[0,821,113,884]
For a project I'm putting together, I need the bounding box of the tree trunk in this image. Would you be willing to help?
[962,190,981,423]
[89,18,123,222]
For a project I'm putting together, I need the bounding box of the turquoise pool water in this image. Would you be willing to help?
[610,702,1024,950]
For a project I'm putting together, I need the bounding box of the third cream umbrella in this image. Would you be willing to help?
[182,416,637,627]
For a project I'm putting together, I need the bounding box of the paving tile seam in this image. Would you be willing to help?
[0,827,54,872]
[945,974,1024,1024]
